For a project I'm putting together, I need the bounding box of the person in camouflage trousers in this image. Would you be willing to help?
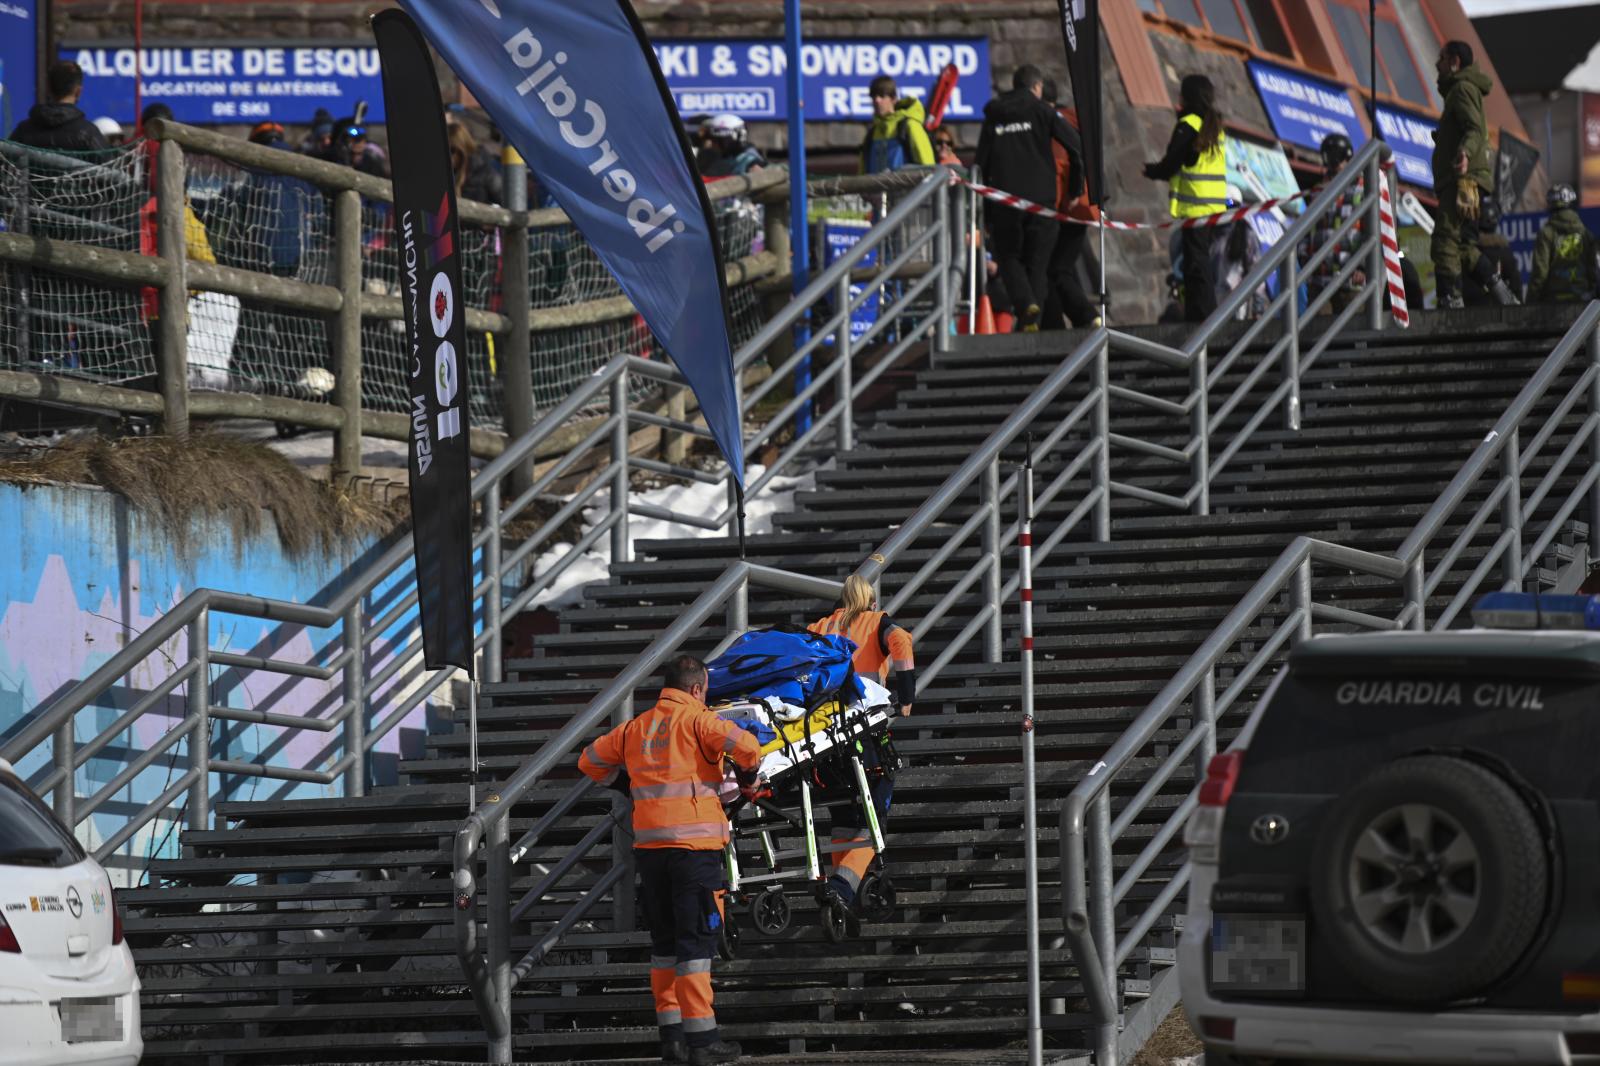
[1431,40,1518,308]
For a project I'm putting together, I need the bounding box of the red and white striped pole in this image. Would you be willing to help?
[1020,444,1042,1066]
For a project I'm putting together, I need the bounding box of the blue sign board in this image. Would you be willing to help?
[652,38,991,122]
[0,0,39,135]
[1247,59,1365,154]
[1373,104,1436,190]
[1501,207,1600,286]
[65,45,386,125]
[821,218,878,341]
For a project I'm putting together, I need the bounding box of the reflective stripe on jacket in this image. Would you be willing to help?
[807,609,915,681]
[1169,113,1227,219]
[578,688,762,851]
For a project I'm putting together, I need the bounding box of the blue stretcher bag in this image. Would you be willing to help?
[706,628,865,709]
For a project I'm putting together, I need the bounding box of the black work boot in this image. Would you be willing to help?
[1470,255,1521,306]
[688,1040,742,1065]
[660,1023,687,1061]
[1436,275,1464,309]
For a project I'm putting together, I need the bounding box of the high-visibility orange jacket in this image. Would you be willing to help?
[807,609,915,682]
[578,687,761,851]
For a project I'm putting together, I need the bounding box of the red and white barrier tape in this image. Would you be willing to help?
[952,173,1312,231]
[1376,166,1410,328]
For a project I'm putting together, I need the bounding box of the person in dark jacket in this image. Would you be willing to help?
[1143,74,1228,323]
[1432,40,1518,308]
[975,64,1084,332]
[1463,199,1522,306]
[8,61,110,153]
[1528,183,1600,304]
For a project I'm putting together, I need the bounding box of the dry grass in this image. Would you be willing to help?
[1131,1007,1204,1066]
[0,432,404,559]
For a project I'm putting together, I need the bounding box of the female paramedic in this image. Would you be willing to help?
[808,575,915,918]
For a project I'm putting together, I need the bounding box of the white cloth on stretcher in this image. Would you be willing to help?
[715,677,893,802]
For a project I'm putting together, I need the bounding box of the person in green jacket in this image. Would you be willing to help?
[1431,40,1519,308]
[1528,183,1600,304]
[859,76,935,174]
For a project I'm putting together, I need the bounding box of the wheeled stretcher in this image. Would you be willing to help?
[712,675,899,945]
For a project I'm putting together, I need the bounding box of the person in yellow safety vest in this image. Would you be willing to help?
[807,575,915,923]
[1143,74,1229,323]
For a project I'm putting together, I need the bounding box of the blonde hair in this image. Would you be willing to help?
[838,574,876,634]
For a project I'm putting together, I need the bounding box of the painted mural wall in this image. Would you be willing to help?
[0,480,447,885]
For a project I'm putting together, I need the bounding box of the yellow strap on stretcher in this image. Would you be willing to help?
[761,699,844,756]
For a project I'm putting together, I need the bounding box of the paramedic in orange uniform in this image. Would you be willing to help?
[579,655,762,1066]
[807,574,916,913]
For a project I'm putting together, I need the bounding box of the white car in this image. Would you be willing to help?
[0,759,142,1066]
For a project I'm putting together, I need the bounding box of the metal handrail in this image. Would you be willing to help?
[451,141,1409,1060]
[1059,299,1600,1066]
[0,165,967,876]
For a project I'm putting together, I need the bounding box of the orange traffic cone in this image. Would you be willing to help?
[975,294,997,335]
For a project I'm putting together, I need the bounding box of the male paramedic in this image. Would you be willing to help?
[579,655,763,1065]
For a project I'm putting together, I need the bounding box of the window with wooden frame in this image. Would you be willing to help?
[1139,0,1298,60]
[1322,0,1437,110]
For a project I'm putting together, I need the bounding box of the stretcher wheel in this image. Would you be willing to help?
[717,910,740,961]
[751,887,792,936]
[857,872,897,922]
[820,896,852,944]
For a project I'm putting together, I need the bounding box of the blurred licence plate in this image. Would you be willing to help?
[60,995,121,1043]
[1210,914,1305,994]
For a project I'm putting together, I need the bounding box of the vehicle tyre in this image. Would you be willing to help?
[857,872,897,922]
[1310,754,1548,1004]
[751,887,792,936]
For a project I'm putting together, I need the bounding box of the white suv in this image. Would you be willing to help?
[0,759,142,1066]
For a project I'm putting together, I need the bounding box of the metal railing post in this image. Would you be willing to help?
[1088,790,1119,1066]
[1283,255,1301,432]
[1590,325,1600,562]
[1501,428,1525,590]
[610,371,630,565]
[186,608,211,836]
[982,458,1003,662]
[1092,336,1112,540]
[933,173,953,355]
[1292,555,1314,642]
[486,480,504,684]
[1367,152,1385,332]
[727,570,749,636]
[155,138,190,437]
[500,149,536,496]
[343,602,366,797]
[966,168,981,335]
[331,188,363,484]
[52,719,75,829]
[1194,666,1217,776]
[836,274,855,452]
[1190,345,1211,516]
[1406,557,1427,631]
[487,815,512,1064]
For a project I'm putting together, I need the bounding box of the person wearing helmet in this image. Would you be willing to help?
[1303,133,1366,311]
[1463,199,1522,306]
[1432,41,1518,308]
[699,114,766,179]
[1528,183,1599,304]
